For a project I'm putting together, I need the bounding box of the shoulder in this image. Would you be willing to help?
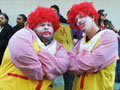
[101,29,117,41]
[4,23,12,30]
[11,28,34,42]
[101,29,116,36]
[12,25,18,33]
[13,25,17,29]
[7,24,12,28]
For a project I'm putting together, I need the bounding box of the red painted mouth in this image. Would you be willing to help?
[78,22,85,30]
[42,31,51,36]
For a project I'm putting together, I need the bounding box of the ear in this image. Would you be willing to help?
[89,15,94,20]
[91,16,94,21]
[5,19,7,23]
[91,18,94,21]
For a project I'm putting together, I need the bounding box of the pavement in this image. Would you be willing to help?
[114,83,120,90]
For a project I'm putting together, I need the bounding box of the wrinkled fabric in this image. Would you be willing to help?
[68,30,118,75]
[38,47,70,80]
[67,30,118,90]
[8,27,70,80]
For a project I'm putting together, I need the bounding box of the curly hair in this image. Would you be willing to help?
[68,2,99,29]
[27,6,60,32]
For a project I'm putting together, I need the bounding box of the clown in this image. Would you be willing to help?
[67,2,118,90]
[0,6,70,90]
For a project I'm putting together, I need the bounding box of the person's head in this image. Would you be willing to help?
[16,14,27,26]
[98,9,107,21]
[27,6,60,43]
[68,2,99,32]
[0,13,9,26]
[50,4,59,14]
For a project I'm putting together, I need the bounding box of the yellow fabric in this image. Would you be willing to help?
[117,56,119,59]
[73,37,116,90]
[53,23,73,51]
[0,40,54,90]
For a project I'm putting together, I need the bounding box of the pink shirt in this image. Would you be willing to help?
[8,27,70,80]
[68,30,118,75]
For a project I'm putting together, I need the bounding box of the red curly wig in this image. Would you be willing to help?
[27,6,60,32]
[68,2,99,29]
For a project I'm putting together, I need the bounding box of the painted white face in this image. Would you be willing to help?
[75,15,93,32]
[34,22,54,40]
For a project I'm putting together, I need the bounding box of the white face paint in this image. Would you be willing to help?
[76,15,93,32]
[84,16,93,30]
[34,22,54,40]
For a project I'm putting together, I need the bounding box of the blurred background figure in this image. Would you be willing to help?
[71,28,83,45]
[98,9,117,33]
[0,13,13,65]
[13,14,27,34]
[0,9,2,13]
[50,4,67,23]
[114,29,120,90]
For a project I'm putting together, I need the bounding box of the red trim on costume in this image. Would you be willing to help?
[8,73,29,80]
[100,25,106,29]
[57,45,62,51]
[36,81,42,90]
[80,73,86,89]
[49,85,53,88]
[93,71,98,74]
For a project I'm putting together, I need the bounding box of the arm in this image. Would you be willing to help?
[8,30,45,81]
[108,20,117,33]
[37,43,70,80]
[68,31,118,75]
